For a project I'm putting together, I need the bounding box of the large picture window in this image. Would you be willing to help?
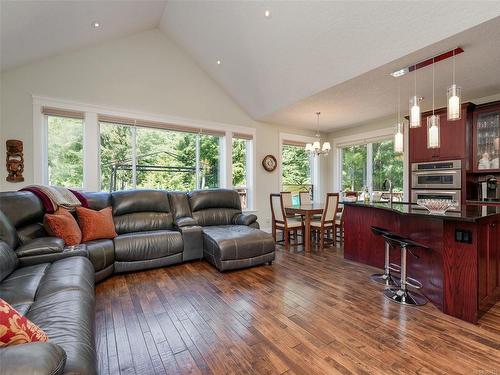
[340,138,403,199]
[232,136,252,209]
[99,122,221,192]
[47,115,84,188]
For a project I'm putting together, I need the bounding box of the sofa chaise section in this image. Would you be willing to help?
[188,189,275,271]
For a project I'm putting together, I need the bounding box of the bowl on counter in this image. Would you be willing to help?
[416,199,458,215]
[343,195,358,203]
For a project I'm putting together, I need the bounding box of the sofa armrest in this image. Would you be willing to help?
[18,244,88,267]
[178,225,203,262]
[0,342,66,375]
[15,237,64,258]
[175,216,198,228]
[232,213,257,226]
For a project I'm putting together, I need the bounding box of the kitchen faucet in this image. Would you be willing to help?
[383,179,393,203]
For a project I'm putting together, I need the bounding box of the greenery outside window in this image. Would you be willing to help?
[99,122,220,192]
[47,115,84,188]
[340,138,403,199]
[232,137,251,209]
[281,142,313,204]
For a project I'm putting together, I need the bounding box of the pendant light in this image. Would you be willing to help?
[409,66,421,128]
[305,112,331,156]
[427,58,440,149]
[394,79,404,153]
[447,48,462,120]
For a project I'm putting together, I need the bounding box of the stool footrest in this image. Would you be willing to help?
[405,277,423,289]
[389,263,401,273]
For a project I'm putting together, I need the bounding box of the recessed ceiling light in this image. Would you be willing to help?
[216,60,221,65]
[264,9,271,18]
[92,21,100,28]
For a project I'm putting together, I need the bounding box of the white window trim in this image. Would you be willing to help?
[33,95,257,209]
[332,125,409,200]
[279,132,321,203]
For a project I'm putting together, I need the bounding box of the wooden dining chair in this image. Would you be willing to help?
[270,193,304,249]
[299,191,312,205]
[310,193,339,250]
[335,206,345,245]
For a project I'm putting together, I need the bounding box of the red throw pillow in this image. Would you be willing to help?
[76,206,117,242]
[0,298,48,347]
[44,208,82,246]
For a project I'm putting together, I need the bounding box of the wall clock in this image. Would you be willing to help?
[262,155,277,172]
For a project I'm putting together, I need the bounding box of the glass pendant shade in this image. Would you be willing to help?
[394,123,404,153]
[427,115,440,149]
[312,141,320,151]
[409,96,421,128]
[322,142,331,152]
[305,143,312,152]
[447,84,462,121]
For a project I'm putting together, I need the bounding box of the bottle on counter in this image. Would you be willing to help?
[363,187,370,203]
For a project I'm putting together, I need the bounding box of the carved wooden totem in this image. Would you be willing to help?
[6,139,24,182]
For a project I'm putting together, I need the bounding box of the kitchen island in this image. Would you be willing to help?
[343,201,500,323]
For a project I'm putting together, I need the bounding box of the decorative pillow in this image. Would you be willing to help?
[76,206,117,242]
[44,208,82,246]
[0,298,48,347]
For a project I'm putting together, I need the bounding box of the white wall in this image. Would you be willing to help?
[0,28,325,228]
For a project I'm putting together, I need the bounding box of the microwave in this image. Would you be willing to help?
[411,160,462,190]
[411,189,461,210]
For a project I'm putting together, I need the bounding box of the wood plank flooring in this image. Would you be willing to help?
[95,245,500,375]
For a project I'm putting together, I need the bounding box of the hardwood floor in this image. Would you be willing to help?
[95,245,500,375]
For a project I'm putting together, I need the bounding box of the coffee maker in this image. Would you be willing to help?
[478,175,500,201]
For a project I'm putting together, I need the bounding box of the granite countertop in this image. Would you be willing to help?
[342,201,500,222]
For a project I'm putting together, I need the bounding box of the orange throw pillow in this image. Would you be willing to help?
[0,298,48,347]
[44,208,82,246]
[76,206,117,242]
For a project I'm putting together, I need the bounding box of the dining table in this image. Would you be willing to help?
[285,203,323,252]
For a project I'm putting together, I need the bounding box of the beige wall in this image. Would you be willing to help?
[0,28,325,228]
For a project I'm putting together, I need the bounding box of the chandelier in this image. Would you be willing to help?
[305,112,331,156]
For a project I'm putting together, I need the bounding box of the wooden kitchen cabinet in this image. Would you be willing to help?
[409,104,472,163]
[478,217,500,315]
[472,100,500,173]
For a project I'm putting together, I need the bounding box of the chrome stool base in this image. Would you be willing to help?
[370,273,399,287]
[383,288,427,306]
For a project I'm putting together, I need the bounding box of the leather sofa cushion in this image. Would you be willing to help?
[0,341,67,375]
[192,208,240,227]
[36,257,94,299]
[0,263,50,315]
[17,223,47,245]
[189,189,241,212]
[83,192,112,211]
[202,225,275,261]
[0,241,18,282]
[84,239,115,272]
[168,192,192,220]
[16,237,64,258]
[0,210,19,249]
[114,212,173,234]
[114,230,183,262]
[0,191,44,229]
[112,190,171,216]
[26,288,96,375]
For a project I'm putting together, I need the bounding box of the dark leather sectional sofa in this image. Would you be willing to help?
[0,189,275,375]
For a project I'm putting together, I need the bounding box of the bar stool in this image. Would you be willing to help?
[382,233,429,306]
[370,226,400,287]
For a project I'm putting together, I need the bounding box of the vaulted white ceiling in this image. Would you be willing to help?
[2,1,500,131]
[0,0,167,71]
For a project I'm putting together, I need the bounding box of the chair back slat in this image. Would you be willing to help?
[299,191,311,205]
[270,194,284,222]
[281,191,293,208]
[322,193,339,223]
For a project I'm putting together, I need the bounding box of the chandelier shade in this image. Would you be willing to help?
[447,84,461,121]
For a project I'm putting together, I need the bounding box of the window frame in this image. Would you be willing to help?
[33,96,257,210]
[333,126,409,200]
